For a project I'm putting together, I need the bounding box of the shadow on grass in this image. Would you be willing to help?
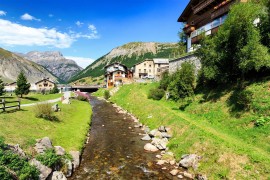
[0,108,28,114]
[23,97,39,101]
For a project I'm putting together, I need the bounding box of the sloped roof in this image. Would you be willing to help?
[104,62,127,69]
[35,78,55,85]
[153,58,169,64]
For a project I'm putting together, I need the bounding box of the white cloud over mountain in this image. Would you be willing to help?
[0,19,100,48]
[21,13,41,21]
[65,56,95,68]
[0,11,6,16]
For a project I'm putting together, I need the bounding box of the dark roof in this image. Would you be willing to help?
[104,62,127,69]
[177,0,199,22]
[35,78,55,85]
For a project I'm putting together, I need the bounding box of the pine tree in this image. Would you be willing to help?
[0,77,5,96]
[50,84,59,94]
[15,72,31,98]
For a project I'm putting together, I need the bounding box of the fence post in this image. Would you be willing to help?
[18,98,21,110]
[2,99,5,112]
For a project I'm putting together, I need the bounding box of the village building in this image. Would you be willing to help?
[4,82,17,92]
[104,62,133,88]
[133,58,169,79]
[178,0,247,52]
[35,78,56,91]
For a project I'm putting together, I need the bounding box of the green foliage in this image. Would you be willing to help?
[36,149,62,169]
[197,2,270,86]
[0,138,39,180]
[15,72,31,98]
[168,62,195,101]
[148,88,165,100]
[50,84,59,94]
[76,95,88,101]
[259,0,270,48]
[104,90,110,100]
[0,77,5,96]
[34,103,58,121]
[255,116,270,127]
[159,71,170,90]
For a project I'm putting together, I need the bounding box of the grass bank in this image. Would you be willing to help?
[0,99,92,152]
[0,92,63,105]
[97,83,270,179]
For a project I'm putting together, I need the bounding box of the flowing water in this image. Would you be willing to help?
[70,96,172,180]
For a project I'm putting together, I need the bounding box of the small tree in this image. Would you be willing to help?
[0,77,5,96]
[50,84,59,94]
[15,72,31,98]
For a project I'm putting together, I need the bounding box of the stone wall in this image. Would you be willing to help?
[169,54,201,74]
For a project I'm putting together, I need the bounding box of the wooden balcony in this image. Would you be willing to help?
[193,0,216,14]
[183,25,195,35]
[211,1,233,20]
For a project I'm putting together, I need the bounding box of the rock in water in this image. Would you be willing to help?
[141,134,152,141]
[30,159,52,180]
[144,143,159,152]
[51,171,67,180]
[170,169,179,176]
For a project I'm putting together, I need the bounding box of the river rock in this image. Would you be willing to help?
[161,132,172,139]
[178,175,184,179]
[69,151,80,169]
[148,129,158,137]
[54,146,65,156]
[34,137,53,154]
[51,171,67,180]
[30,159,52,180]
[196,174,208,180]
[8,144,26,158]
[154,131,163,138]
[141,134,151,141]
[151,138,168,150]
[144,143,159,152]
[170,159,176,165]
[156,155,162,159]
[158,126,167,132]
[170,169,179,176]
[143,126,150,134]
[62,159,73,177]
[183,172,194,179]
[156,160,167,165]
[179,154,201,169]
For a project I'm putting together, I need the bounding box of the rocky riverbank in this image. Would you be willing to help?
[112,102,208,180]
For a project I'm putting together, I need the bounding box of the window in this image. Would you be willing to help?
[158,64,161,67]
[144,63,146,67]
[144,69,146,73]
[139,69,141,73]
[149,65,151,67]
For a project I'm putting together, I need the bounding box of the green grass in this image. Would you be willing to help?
[0,92,63,105]
[0,99,92,152]
[106,83,270,179]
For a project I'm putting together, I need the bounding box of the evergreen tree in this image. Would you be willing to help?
[15,72,31,98]
[50,84,59,94]
[0,77,5,96]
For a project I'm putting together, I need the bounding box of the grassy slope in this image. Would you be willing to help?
[104,83,270,179]
[0,99,92,152]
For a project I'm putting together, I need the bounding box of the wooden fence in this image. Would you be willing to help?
[0,99,20,112]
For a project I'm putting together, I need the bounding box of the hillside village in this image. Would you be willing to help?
[0,0,269,179]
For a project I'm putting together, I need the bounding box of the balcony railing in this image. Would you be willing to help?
[193,0,216,14]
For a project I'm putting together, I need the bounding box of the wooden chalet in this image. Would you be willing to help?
[178,0,247,52]
[35,78,56,91]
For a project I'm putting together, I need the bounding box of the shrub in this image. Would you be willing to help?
[148,88,165,100]
[34,103,57,121]
[76,95,88,101]
[236,90,253,110]
[104,90,110,100]
[50,85,59,94]
[36,149,62,170]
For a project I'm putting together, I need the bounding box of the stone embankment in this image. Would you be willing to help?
[9,137,81,180]
[112,102,207,180]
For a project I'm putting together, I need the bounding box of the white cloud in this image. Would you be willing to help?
[0,19,73,48]
[0,19,100,48]
[0,11,7,16]
[76,21,84,27]
[48,14,54,18]
[65,56,95,68]
[58,19,62,22]
[21,13,41,21]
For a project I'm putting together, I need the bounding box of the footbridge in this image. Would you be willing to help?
[71,85,101,93]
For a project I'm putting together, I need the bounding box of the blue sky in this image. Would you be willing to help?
[0,0,189,68]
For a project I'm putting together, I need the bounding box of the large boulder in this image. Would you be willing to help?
[51,171,67,180]
[179,154,201,169]
[69,151,80,169]
[30,159,52,180]
[34,137,53,154]
[54,146,65,156]
[141,134,151,141]
[144,143,159,152]
[151,138,168,150]
[8,144,26,158]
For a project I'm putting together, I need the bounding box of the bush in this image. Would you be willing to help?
[148,88,165,100]
[0,138,39,180]
[76,95,88,101]
[50,85,59,94]
[104,90,110,100]
[34,103,57,121]
[36,149,62,170]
